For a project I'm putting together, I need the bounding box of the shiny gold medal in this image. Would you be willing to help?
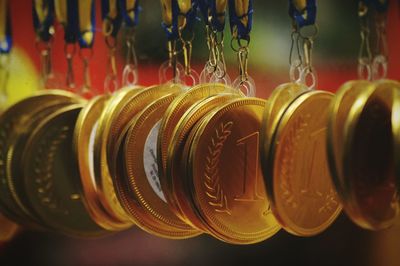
[185,98,280,244]
[93,85,180,224]
[0,212,18,243]
[261,82,307,166]
[90,86,143,223]
[165,93,241,230]
[158,83,241,219]
[0,90,83,228]
[118,93,200,239]
[73,94,133,231]
[342,80,400,230]
[21,104,106,237]
[266,90,341,236]
[327,80,375,210]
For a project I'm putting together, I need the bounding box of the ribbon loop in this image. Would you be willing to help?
[199,0,228,32]
[33,0,55,42]
[102,0,122,37]
[78,0,96,48]
[288,0,316,28]
[120,0,140,27]
[228,0,253,41]
[161,0,198,40]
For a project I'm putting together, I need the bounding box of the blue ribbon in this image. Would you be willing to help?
[64,0,79,44]
[198,0,209,21]
[228,0,253,40]
[210,0,226,32]
[0,1,12,54]
[101,0,122,37]
[288,0,316,28]
[32,0,55,42]
[120,0,141,27]
[162,0,198,40]
[199,0,226,32]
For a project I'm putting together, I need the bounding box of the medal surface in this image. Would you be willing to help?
[186,98,280,244]
[0,90,83,227]
[117,93,200,238]
[22,104,106,237]
[266,90,341,236]
[73,94,133,231]
[327,80,375,207]
[158,83,240,177]
[343,80,400,230]
[92,86,144,223]
[165,93,240,229]
[261,82,307,174]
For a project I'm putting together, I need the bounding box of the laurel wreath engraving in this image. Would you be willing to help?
[280,116,308,209]
[34,126,69,215]
[204,121,233,215]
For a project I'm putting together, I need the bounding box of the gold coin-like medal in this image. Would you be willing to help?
[94,85,180,223]
[261,82,307,171]
[0,90,83,228]
[91,86,143,223]
[266,90,341,236]
[186,98,280,244]
[118,93,200,239]
[21,104,106,237]
[327,80,375,209]
[166,93,241,229]
[158,83,240,221]
[0,212,18,243]
[342,80,400,230]
[73,94,132,231]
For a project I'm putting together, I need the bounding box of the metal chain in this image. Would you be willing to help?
[122,27,139,86]
[358,1,373,80]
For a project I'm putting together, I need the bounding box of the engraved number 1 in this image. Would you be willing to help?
[235,132,263,201]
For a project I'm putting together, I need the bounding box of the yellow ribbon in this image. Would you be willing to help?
[79,0,94,46]
[161,0,191,28]
[34,0,50,24]
[54,0,67,26]
[161,0,173,26]
[293,0,307,12]
[216,0,228,25]
[178,0,191,14]
[0,0,7,49]
[234,0,249,28]
[126,0,137,22]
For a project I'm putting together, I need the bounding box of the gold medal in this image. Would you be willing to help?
[91,86,143,223]
[185,98,280,244]
[118,93,200,239]
[21,104,106,237]
[327,80,375,211]
[158,83,241,220]
[266,90,341,236]
[261,82,307,170]
[73,94,133,231]
[165,93,240,229]
[93,85,181,224]
[342,80,400,230]
[0,90,83,228]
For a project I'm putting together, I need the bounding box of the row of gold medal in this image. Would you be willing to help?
[0,0,398,245]
[1,76,399,244]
